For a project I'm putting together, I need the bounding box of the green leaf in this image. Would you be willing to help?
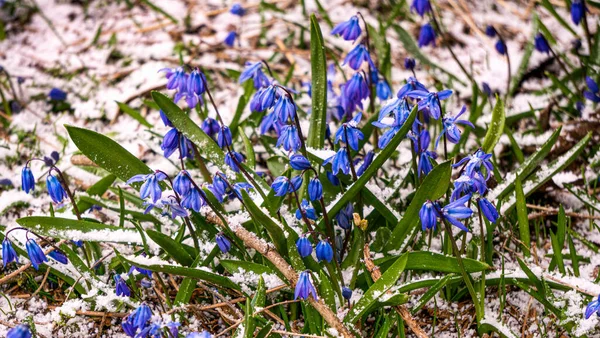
[550,230,565,274]
[317,270,336,311]
[146,230,194,266]
[377,252,489,274]
[122,256,240,290]
[220,260,277,275]
[66,126,152,183]
[384,160,452,251]
[411,274,453,314]
[16,216,144,244]
[481,97,505,153]
[286,235,306,271]
[241,190,287,254]
[479,319,518,338]
[239,127,256,169]
[318,106,417,229]
[252,277,267,309]
[515,176,530,256]
[76,174,116,212]
[307,14,327,149]
[344,253,408,324]
[116,101,152,128]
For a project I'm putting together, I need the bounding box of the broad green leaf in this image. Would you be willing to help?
[384,160,452,251]
[116,101,152,128]
[363,188,399,225]
[76,174,116,212]
[122,256,240,290]
[307,14,327,149]
[241,190,287,254]
[515,176,530,256]
[411,274,453,314]
[481,97,505,153]
[488,126,561,201]
[17,216,144,245]
[252,277,267,309]
[220,260,277,275]
[376,252,489,274]
[317,270,336,311]
[66,125,152,183]
[344,253,408,324]
[550,230,565,274]
[318,106,417,229]
[146,229,194,266]
[500,132,591,213]
[287,235,306,271]
[239,127,256,168]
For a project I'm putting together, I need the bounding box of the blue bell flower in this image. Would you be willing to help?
[7,324,32,338]
[315,240,333,262]
[534,33,550,54]
[173,170,192,196]
[478,198,499,223]
[225,151,245,173]
[451,174,486,202]
[295,199,317,220]
[181,188,206,212]
[217,126,232,149]
[46,174,66,204]
[585,294,600,319]
[495,39,507,55]
[49,88,67,101]
[208,174,228,202]
[331,15,362,42]
[571,0,585,25]
[114,274,131,297]
[290,154,311,170]
[187,69,206,96]
[160,67,187,92]
[411,0,431,17]
[453,149,494,180]
[276,125,301,153]
[334,113,364,151]
[296,236,313,258]
[127,172,167,203]
[271,176,302,196]
[441,194,473,232]
[356,151,374,176]
[408,89,452,120]
[25,238,48,270]
[376,79,392,100]
[216,233,232,253]
[482,82,492,96]
[584,76,600,102]
[294,270,318,300]
[2,238,18,266]
[21,166,35,194]
[418,23,436,48]
[344,73,370,107]
[230,3,245,16]
[239,62,269,89]
[121,315,136,337]
[323,147,350,176]
[420,200,439,231]
[308,177,323,201]
[336,203,354,229]
[342,287,353,300]
[224,31,237,47]
[202,117,220,136]
[48,250,68,264]
[132,304,152,330]
[159,110,173,127]
[344,44,374,71]
[397,77,428,99]
[273,95,296,122]
[404,58,416,70]
[437,106,474,146]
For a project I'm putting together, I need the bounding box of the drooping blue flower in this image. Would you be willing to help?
[438,106,474,146]
[48,250,68,264]
[274,95,296,122]
[418,23,436,48]
[250,85,277,112]
[25,238,47,270]
[2,238,18,266]
[453,149,494,180]
[343,72,370,107]
[127,172,167,203]
[114,274,131,297]
[420,200,439,231]
[585,294,600,319]
[239,62,270,89]
[173,170,192,196]
[166,322,181,338]
[441,194,473,232]
[495,39,507,55]
[411,0,431,17]
[46,174,66,204]
[225,151,245,173]
[344,44,374,71]
[224,31,237,47]
[451,174,486,202]
[356,151,374,176]
[334,113,364,151]
[404,58,416,70]
[216,233,231,253]
[187,69,206,96]
[162,129,193,159]
[259,111,280,135]
[160,67,187,92]
[129,264,153,278]
[397,77,428,99]
[323,147,350,176]
[327,171,340,186]
[295,270,318,300]
[230,3,245,16]
[132,304,152,330]
[376,80,391,100]
[336,203,354,229]
[121,315,137,337]
[372,102,411,148]
[308,177,323,201]
[331,15,362,42]
[21,166,35,194]
[136,322,162,338]
[485,25,496,37]
[181,188,206,212]
[217,126,232,149]
[296,199,317,220]
[418,151,436,177]
[482,82,492,97]
[290,154,311,170]
[7,324,32,338]
[277,125,302,153]
[146,198,188,219]
[296,236,312,258]
[202,117,220,136]
[478,198,499,223]
[271,176,302,196]
[208,174,228,202]
[584,76,600,102]
[534,33,550,54]
[315,240,333,262]
[229,182,253,200]
[159,110,172,127]
[407,89,452,120]
[342,287,353,300]
[49,88,67,101]
[571,0,585,25]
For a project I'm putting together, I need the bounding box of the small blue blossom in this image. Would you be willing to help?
[376,79,392,100]
[482,82,492,96]
[129,264,153,278]
[250,85,277,112]
[373,103,411,148]
[173,170,192,196]
[21,166,35,194]
[225,151,245,173]
[2,238,18,266]
[336,203,354,229]
[342,287,353,300]
[495,39,507,55]
[478,198,499,223]
[323,147,350,176]
[166,322,181,338]
[132,304,152,329]
[343,72,370,108]
[159,110,172,127]
[208,174,228,202]
[48,250,68,264]
[315,240,333,262]
[217,126,233,149]
[418,23,436,48]
[121,315,137,337]
[187,69,206,96]
[397,77,428,99]
[239,62,270,89]
[296,199,317,220]
[230,182,253,200]
[271,176,302,196]
[411,0,431,17]
[290,154,311,170]
[454,149,494,180]
[46,174,66,204]
[451,174,486,202]
[26,238,48,270]
[160,67,187,92]
[408,89,452,120]
[202,117,220,136]
[420,200,439,231]
[441,194,473,232]
[49,88,67,101]
[571,0,585,25]
[127,172,167,203]
[327,171,340,186]
[224,31,237,47]
[331,15,362,42]
[344,44,374,70]
[485,25,496,37]
[181,188,206,212]
[404,58,416,70]
[356,151,374,176]
[585,294,600,319]
[114,274,131,297]
[273,95,296,121]
[438,106,474,146]
[534,33,550,54]
[308,177,323,201]
[295,270,318,300]
[296,236,313,258]
[7,325,32,338]
[162,129,193,159]
[277,125,302,153]
[334,113,364,151]
[230,3,245,16]
[584,76,600,102]
[216,233,232,253]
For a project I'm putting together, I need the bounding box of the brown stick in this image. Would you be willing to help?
[363,244,428,338]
